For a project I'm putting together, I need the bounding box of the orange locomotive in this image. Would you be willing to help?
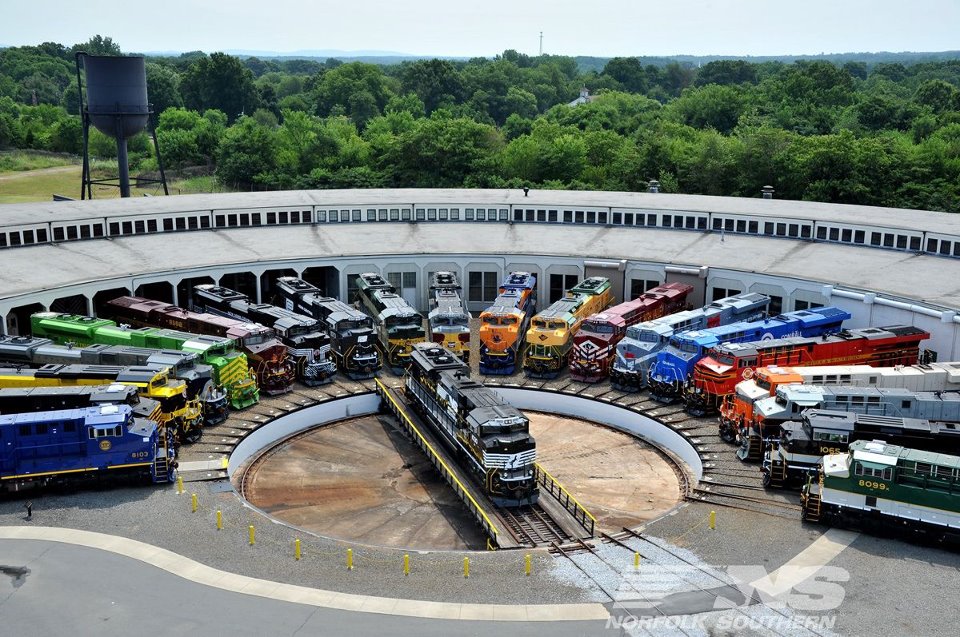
[478,272,537,375]
[689,325,931,417]
[569,282,692,383]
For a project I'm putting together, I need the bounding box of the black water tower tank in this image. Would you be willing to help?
[82,55,150,138]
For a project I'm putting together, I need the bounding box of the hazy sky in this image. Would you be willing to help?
[3,0,959,58]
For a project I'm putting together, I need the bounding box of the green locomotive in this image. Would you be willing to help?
[802,439,960,539]
[31,312,258,411]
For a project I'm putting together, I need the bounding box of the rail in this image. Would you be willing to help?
[374,379,502,546]
[534,463,596,537]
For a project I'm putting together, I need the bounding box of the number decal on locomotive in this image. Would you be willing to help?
[858,479,887,490]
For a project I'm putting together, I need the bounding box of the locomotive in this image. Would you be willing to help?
[428,272,471,362]
[103,296,295,395]
[273,276,381,379]
[522,277,612,378]
[646,307,850,403]
[610,292,770,392]
[0,333,223,424]
[0,384,163,432]
[569,282,692,383]
[0,404,176,493]
[192,284,336,386]
[801,440,960,540]
[405,343,538,507]
[686,325,932,417]
[355,273,426,373]
[0,363,203,443]
[764,408,960,488]
[31,312,256,411]
[719,361,960,444]
[478,272,537,375]
[744,382,957,461]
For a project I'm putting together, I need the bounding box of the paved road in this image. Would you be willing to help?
[0,539,606,637]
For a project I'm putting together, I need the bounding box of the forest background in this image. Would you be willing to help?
[1,35,958,211]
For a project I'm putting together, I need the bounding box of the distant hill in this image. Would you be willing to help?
[131,48,960,70]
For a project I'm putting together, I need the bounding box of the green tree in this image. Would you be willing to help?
[215,116,278,189]
[311,63,397,120]
[377,111,501,187]
[399,59,464,114]
[602,57,646,93]
[181,53,260,122]
[668,84,747,134]
[71,35,122,57]
[694,60,758,86]
[146,63,183,117]
[915,79,960,115]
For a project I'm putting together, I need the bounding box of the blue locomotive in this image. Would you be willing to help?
[646,307,851,403]
[610,292,770,392]
[0,404,176,493]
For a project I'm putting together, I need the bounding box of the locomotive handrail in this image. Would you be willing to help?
[533,462,596,537]
[374,378,502,545]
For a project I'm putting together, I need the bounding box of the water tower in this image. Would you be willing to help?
[74,53,168,198]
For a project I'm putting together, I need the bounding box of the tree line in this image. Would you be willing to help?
[1,36,959,211]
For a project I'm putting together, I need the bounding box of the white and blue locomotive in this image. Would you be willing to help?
[0,403,176,493]
[405,343,538,507]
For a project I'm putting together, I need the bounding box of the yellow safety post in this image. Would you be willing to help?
[191,493,197,513]
[248,525,255,545]
[463,557,470,579]
[295,539,301,561]
[634,552,640,569]
[347,548,353,570]
[176,475,184,494]
[710,510,716,530]
[525,554,531,576]
[403,554,410,576]
[216,510,222,530]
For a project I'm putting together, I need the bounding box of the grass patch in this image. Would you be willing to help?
[0,150,79,173]
[0,165,235,203]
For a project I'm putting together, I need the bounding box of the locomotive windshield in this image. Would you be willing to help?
[581,322,614,334]
[159,394,187,413]
[243,333,267,347]
[287,325,311,338]
[716,353,736,366]
[638,330,659,343]
[756,377,772,391]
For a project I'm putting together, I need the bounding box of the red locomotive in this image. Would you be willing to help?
[103,296,296,395]
[569,282,692,383]
[685,325,932,416]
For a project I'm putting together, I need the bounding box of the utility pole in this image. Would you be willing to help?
[539,32,543,56]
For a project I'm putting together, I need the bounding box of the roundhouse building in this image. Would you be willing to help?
[1,189,959,359]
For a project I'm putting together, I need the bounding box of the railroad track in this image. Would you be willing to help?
[498,503,571,547]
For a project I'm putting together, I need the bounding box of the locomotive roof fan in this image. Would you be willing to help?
[74,53,168,199]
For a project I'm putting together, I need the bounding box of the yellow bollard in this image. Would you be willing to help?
[710,510,716,530]
[347,548,353,570]
[216,510,222,530]
[634,552,640,569]
[403,553,410,576]
[525,554,531,576]
[295,538,301,561]
[191,493,197,513]
[176,475,184,495]
[463,556,470,579]
[248,525,255,545]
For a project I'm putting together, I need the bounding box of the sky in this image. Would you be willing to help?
[3,0,959,58]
